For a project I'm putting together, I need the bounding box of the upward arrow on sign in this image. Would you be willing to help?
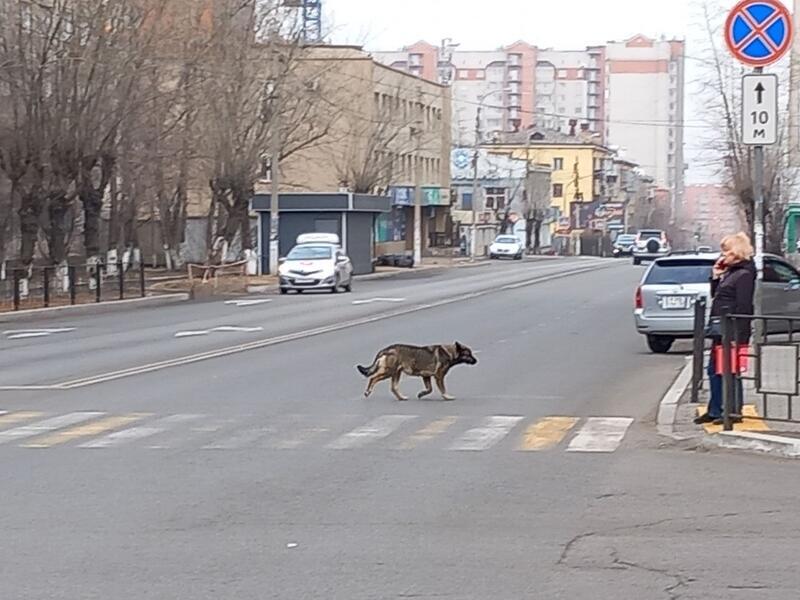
[755,82,765,104]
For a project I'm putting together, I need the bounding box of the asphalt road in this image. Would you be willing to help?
[2,257,800,599]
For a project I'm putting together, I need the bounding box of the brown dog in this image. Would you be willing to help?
[356,342,478,401]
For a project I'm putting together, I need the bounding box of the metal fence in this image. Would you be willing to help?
[719,314,800,429]
[0,262,146,312]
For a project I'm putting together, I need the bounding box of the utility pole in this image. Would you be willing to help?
[470,106,481,261]
[268,48,281,275]
[790,0,800,166]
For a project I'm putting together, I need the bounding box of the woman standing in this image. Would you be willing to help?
[694,232,756,426]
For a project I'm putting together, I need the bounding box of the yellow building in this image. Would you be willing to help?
[486,129,614,231]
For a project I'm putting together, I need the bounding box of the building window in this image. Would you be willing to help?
[484,187,507,210]
[553,157,564,171]
[462,192,473,211]
[553,183,564,198]
[458,69,469,78]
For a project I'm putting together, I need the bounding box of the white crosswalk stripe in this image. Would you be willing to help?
[448,416,525,451]
[0,412,105,444]
[79,414,204,448]
[566,417,634,453]
[0,411,638,453]
[327,415,417,450]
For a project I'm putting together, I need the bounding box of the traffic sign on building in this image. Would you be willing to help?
[742,73,779,145]
[725,0,793,66]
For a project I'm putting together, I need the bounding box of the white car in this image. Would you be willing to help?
[489,235,524,260]
[278,233,353,294]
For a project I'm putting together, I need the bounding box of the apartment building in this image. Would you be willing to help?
[679,184,744,247]
[372,34,684,207]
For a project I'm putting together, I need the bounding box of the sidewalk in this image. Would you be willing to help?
[659,354,800,458]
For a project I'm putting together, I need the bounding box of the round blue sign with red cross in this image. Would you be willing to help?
[725,0,793,66]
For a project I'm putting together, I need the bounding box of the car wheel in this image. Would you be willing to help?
[646,335,674,354]
[343,281,352,293]
[296,289,304,294]
[330,277,339,294]
[514,252,523,260]
[279,287,288,295]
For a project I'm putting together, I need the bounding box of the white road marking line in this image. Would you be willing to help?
[4,327,77,340]
[174,326,264,338]
[79,414,204,448]
[31,264,605,391]
[327,415,417,450]
[225,299,273,307]
[148,418,235,449]
[203,427,275,450]
[0,412,105,444]
[566,417,634,453]
[269,426,331,449]
[449,416,524,451]
[351,297,406,305]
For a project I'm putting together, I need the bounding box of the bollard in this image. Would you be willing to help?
[139,261,146,298]
[43,267,51,308]
[68,266,76,305]
[94,264,102,303]
[691,296,707,403]
[12,269,21,311]
[117,260,124,300]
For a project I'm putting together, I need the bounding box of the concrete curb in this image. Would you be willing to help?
[705,431,800,458]
[0,293,190,323]
[656,357,693,438]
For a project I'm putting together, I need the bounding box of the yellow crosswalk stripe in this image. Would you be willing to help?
[21,414,151,448]
[518,416,579,451]
[397,416,458,449]
[696,405,770,433]
[0,411,45,428]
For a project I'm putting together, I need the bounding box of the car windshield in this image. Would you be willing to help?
[638,230,662,240]
[616,235,636,243]
[286,245,333,260]
[644,260,714,285]
[495,236,518,244]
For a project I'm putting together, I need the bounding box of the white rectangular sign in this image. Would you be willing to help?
[742,74,778,146]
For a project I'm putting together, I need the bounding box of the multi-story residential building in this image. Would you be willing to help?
[372,34,684,209]
[604,35,685,218]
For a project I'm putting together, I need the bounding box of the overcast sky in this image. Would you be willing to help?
[325,0,731,185]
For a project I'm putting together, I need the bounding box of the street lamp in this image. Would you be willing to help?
[470,87,511,260]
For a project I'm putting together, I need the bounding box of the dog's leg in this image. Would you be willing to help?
[390,372,408,401]
[364,371,390,398]
[417,376,433,399]
[435,374,455,401]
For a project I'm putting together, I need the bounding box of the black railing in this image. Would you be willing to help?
[718,313,800,430]
[1,261,147,312]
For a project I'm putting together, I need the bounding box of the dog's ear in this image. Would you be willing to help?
[454,341,464,353]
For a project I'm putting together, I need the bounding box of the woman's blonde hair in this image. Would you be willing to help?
[720,232,754,261]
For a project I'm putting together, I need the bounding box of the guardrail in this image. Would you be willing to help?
[1,261,146,311]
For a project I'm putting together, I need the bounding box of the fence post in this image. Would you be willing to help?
[117,260,124,300]
[43,266,51,308]
[12,269,21,311]
[68,266,76,305]
[139,261,146,298]
[94,264,102,303]
[721,315,735,432]
[691,296,707,403]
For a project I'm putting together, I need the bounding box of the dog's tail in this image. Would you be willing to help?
[356,357,379,378]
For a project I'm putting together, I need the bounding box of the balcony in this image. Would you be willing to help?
[507,68,522,82]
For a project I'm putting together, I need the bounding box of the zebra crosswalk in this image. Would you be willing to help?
[0,410,637,454]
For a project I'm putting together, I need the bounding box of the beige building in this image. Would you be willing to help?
[274,45,453,256]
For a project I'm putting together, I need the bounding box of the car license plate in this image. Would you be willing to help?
[661,296,689,310]
[294,278,314,284]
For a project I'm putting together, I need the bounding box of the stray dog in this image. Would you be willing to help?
[356,342,478,401]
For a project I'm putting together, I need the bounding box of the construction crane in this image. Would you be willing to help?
[282,0,322,44]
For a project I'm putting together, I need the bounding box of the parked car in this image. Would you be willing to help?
[489,235,524,260]
[634,253,800,353]
[632,229,671,265]
[612,233,637,258]
[278,233,353,294]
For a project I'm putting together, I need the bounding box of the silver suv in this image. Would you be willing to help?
[632,229,670,265]
[634,253,800,353]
